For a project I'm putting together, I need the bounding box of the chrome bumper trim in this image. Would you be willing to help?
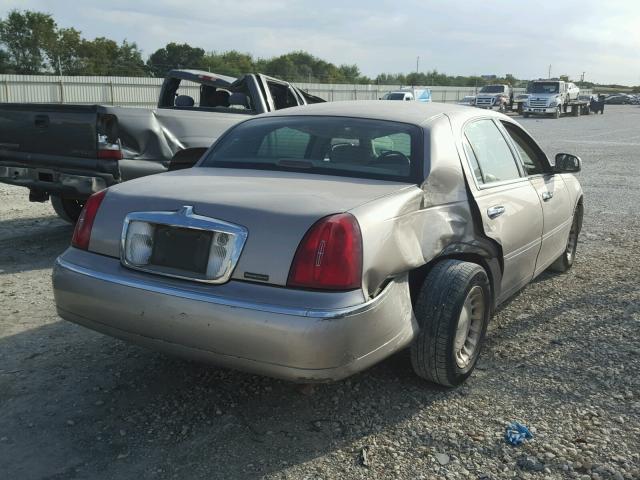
[55,257,393,320]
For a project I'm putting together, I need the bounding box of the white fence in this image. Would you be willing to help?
[0,74,591,106]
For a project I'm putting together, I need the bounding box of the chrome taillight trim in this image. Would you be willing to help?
[120,206,248,284]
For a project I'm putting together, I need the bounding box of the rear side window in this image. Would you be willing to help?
[464,120,521,184]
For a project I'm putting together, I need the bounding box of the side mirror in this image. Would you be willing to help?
[554,153,581,173]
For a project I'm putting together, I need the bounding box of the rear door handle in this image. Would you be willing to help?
[34,114,49,128]
[487,205,506,219]
[542,191,553,201]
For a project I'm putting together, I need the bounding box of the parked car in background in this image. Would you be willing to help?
[457,95,476,106]
[513,93,530,114]
[605,94,633,105]
[381,88,432,102]
[567,82,580,101]
[53,101,584,387]
[0,69,324,222]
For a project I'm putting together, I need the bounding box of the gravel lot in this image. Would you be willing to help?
[1,105,639,480]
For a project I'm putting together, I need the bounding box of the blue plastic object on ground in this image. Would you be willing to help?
[505,422,533,446]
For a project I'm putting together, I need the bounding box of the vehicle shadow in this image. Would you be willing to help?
[0,318,452,480]
[2,268,635,480]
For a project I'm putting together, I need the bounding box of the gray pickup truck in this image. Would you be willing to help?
[0,69,324,222]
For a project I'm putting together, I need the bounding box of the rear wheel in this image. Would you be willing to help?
[410,260,491,387]
[548,208,581,273]
[51,195,84,223]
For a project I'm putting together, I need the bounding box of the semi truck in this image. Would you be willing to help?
[522,79,590,118]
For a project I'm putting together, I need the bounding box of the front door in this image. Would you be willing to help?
[500,121,572,274]
[462,119,544,301]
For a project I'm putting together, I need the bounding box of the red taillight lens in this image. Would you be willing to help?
[97,148,123,160]
[287,213,362,291]
[71,190,107,250]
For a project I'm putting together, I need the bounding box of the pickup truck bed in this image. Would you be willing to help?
[0,69,324,222]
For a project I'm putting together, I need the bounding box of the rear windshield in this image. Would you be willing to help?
[386,93,407,100]
[200,116,423,182]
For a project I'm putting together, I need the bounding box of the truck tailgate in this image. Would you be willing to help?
[0,103,98,159]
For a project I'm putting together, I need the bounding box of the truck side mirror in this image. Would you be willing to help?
[554,153,581,173]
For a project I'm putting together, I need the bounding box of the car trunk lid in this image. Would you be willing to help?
[89,168,414,286]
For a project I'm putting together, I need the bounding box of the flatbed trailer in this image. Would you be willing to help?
[522,99,593,118]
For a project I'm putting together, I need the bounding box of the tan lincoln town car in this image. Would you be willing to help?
[53,101,583,386]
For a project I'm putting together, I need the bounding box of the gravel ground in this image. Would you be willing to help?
[1,105,639,480]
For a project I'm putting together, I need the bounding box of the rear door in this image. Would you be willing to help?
[462,118,544,301]
[500,121,572,275]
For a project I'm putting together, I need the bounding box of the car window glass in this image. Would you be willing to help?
[257,127,310,158]
[371,133,411,157]
[464,120,521,184]
[173,79,200,107]
[462,138,483,184]
[267,81,299,110]
[203,116,421,182]
[501,122,546,175]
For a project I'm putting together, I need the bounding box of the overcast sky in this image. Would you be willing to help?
[3,0,639,85]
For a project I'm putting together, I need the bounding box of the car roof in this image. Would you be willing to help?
[261,100,502,126]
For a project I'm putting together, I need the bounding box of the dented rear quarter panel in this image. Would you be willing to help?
[352,114,493,299]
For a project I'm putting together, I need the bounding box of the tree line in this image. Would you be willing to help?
[1,9,638,91]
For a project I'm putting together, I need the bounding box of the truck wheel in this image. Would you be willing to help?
[51,195,84,223]
[548,206,581,273]
[554,106,561,119]
[523,113,529,118]
[410,260,491,387]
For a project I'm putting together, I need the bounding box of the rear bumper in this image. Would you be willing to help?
[0,150,118,197]
[0,165,110,196]
[52,250,417,382]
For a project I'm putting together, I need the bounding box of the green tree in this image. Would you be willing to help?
[0,10,56,74]
[147,42,205,76]
[202,50,255,77]
[45,27,84,75]
[80,38,146,76]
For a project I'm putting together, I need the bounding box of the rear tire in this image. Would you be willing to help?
[51,195,84,223]
[410,260,491,387]
[548,207,581,273]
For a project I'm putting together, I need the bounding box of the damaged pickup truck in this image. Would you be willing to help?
[53,101,584,386]
[0,69,323,222]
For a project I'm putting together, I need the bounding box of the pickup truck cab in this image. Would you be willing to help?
[0,70,323,222]
[474,84,512,112]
